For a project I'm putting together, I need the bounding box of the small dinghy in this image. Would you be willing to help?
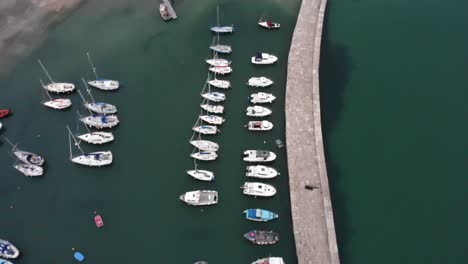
[252,257,284,264]
[275,139,284,148]
[0,240,19,259]
[250,92,276,104]
[74,252,85,262]
[191,151,218,161]
[193,125,219,135]
[187,169,215,181]
[200,104,224,114]
[202,92,226,102]
[246,165,278,179]
[209,66,232,75]
[78,132,114,145]
[246,106,272,117]
[208,79,230,89]
[0,258,14,264]
[14,163,43,177]
[247,77,273,87]
[190,140,219,152]
[258,20,281,29]
[13,150,44,166]
[94,214,104,228]
[180,190,218,206]
[0,109,10,118]
[80,114,119,129]
[246,120,273,131]
[243,150,276,162]
[43,98,72,110]
[200,115,225,125]
[206,58,230,67]
[241,182,277,197]
[251,52,278,65]
[243,208,278,222]
[243,230,278,245]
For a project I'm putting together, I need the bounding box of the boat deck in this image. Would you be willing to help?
[198,191,217,204]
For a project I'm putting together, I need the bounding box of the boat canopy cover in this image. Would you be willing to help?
[0,242,14,256]
[255,52,262,59]
[101,115,107,123]
[74,252,85,262]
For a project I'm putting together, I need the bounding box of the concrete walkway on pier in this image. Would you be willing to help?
[285,0,340,263]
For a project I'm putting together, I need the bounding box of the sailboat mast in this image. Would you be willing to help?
[67,125,84,155]
[87,52,99,80]
[38,59,55,83]
[68,133,73,160]
[39,79,53,100]
[216,6,220,26]
[81,78,96,103]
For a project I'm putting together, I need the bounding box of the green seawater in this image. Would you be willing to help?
[0,0,301,263]
[321,0,468,263]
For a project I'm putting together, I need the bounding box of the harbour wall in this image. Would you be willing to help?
[285,0,340,263]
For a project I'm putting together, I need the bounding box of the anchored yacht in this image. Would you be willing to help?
[80,115,119,129]
[241,182,276,197]
[78,132,114,145]
[206,58,230,67]
[87,52,119,90]
[71,151,113,167]
[243,150,276,162]
[251,53,278,65]
[0,240,19,259]
[246,120,273,131]
[250,92,276,104]
[14,163,43,177]
[13,150,44,166]
[200,115,225,125]
[193,125,219,135]
[246,165,278,179]
[191,151,218,161]
[202,92,226,102]
[43,98,72,110]
[209,66,232,75]
[43,82,75,93]
[246,106,272,117]
[258,20,281,29]
[200,104,224,114]
[190,140,219,152]
[187,170,215,181]
[247,77,273,87]
[208,79,230,89]
[180,190,218,206]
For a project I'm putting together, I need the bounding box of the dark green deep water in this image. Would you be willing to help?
[0,0,301,263]
[321,0,468,263]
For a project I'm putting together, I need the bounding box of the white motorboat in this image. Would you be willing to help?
[247,77,274,87]
[13,150,44,166]
[187,169,215,181]
[193,125,219,135]
[210,44,232,54]
[251,52,278,65]
[209,66,232,75]
[43,98,72,109]
[14,163,43,177]
[77,132,114,145]
[43,82,75,93]
[191,151,218,161]
[246,120,273,131]
[190,140,219,152]
[202,92,226,102]
[241,182,276,197]
[208,78,230,89]
[250,92,276,104]
[258,20,281,29]
[206,58,230,67]
[246,106,272,117]
[80,114,119,129]
[200,104,224,114]
[252,257,284,264]
[246,165,278,179]
[71,151,113,167]
[87,52,119,90]
[179,190,218,206]
[243,150,276,162]
[0,239,19,259]
[200,115,225,125]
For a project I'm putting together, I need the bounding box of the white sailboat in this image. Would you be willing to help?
[14,163,43,177]
[251,52,278,64]
[243,150,276,162]
[246,165,278,179]
[40,80,72,109]
[207,78,230,89]
[87,52,119,90]
[200,114,225,125]
[74,116,114,145]
[210,6,234,33]
[187,169,215,181]
[209,34,232,54]
[193,125,219,135]
[246,120,273,131]
[206,52,230,67]
[200,104,224,114]
[67,126,113,167]
[247,77,274,87]
[189,140,219,152]
[191,151,218,161]
[38,59,75,93]
[79,79,117,115]
[202,91,226,102]
[80,114,119,129]
[209,66,232,75]
[246,105,272,117]
[250,92,276,104]
[241,182,277,197]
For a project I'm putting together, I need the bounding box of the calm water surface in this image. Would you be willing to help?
[321,0,468,263]
[0,0,301,263]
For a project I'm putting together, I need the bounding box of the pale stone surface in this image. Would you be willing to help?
[286,0,340,263]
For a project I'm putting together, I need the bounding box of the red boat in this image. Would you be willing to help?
[94,215,104,228]
[0,109,10,118]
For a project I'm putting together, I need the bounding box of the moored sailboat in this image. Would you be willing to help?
[14,163,43,177]
[86,52,119,90]
[67,127,113,167]
[0,240,19,259]
[200,114,225,125]
[189,139,219,152]
[191,151,218,161]
[38,60,75,93]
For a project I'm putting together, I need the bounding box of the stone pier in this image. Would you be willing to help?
[285,0,340,263]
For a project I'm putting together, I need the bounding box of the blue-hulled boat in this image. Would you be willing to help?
[243,209,278,222]
[0,240,19,259]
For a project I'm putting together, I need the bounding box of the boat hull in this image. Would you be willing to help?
[244,209,278,222]
[251,53,278,65]
[258,21,281,29]
[252,257,284,264]
[246,106,272,117]
[180,190,218,206]
[187,170,215,181]
[242,182,277,197]
[14,164,43,177]
[44,82,75,93]
[71,151,113,166]
[243,230,279,245]
[208,80,230,89]
[77,132,114,145]
[209,66,232,75]
[247,77,274,87]
[43,99,72,109]
[193,125,219,135]
[86,102,117,115]
[13,150,44,166]
[80,115,119,129]
[88,80,119,90]
[0,240,19,259]
[246,165,278,178]
[247,121,273,131]
[200,104,224,114]
[209,45,232,54]
[191,151,218,161]
[189,140,219,152]
[202,92,226,102]
[200,115,225,125]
